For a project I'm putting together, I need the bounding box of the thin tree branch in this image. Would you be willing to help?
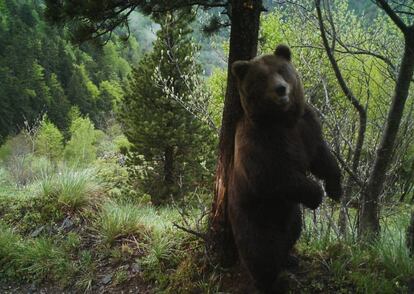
[375,0,408,33]
[331,150,364,188]
[173,223,207,240]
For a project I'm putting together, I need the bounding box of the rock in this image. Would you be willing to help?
[101,274,113,285]
[60,217,74,230]
[30,226,44,238]
[131,263,141,273]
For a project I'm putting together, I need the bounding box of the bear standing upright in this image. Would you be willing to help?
[228,44,342,293]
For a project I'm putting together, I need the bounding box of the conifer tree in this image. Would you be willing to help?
[120,10,215,203]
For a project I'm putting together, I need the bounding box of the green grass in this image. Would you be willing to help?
[0,167,101,233]
[38,167,101,211]
[140,227,185,284]
[298,206,414,293]
[372,215,413,281]
[0,223,73,283]
[1,155,412,293]
[96,201,147,244]
[57,168,101,209]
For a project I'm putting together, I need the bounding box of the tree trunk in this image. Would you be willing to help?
[209,0,262,265]
[359,30,414,240]
[164,145,174,199]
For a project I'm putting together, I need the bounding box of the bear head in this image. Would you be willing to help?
[232,44,305,126]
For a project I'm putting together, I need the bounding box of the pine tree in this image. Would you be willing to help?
[67,64,100,120]
[120,10,215,203]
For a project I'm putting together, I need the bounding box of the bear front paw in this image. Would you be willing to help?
[303,185,323,210]
[325,181,342,202]
[304,195,322,210]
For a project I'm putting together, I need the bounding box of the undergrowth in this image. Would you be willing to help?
[0,160,413,293]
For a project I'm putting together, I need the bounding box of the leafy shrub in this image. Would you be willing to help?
[95,158,151,204]
[64,115,100,166]
[113,134,131,153]
[35,117,64,162]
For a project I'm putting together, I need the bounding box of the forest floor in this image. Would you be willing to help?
[0,159,413,293]
[2,248,413,294]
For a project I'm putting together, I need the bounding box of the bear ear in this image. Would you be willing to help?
[274,44,292,61]
[231,60,250,80]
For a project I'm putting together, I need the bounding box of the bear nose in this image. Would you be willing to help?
[275,85,286,96]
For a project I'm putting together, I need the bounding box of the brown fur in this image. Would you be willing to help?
[228,44,342,293]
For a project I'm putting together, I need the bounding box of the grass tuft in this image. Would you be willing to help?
[0,223,73,283]
[38,167,101,211]
[97,201,147,244]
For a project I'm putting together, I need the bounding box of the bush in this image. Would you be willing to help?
[95,158,151,204]
[35,117,64,162]
[64,115,100,166]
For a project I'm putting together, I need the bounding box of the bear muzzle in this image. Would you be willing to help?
[278,95,290,106]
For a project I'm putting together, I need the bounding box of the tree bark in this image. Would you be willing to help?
[209,0,262,265]
[359,29,414,240]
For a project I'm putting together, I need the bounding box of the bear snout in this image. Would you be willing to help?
[278,95,290,106]
[275,85,287,96]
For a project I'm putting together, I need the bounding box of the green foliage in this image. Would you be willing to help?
[0,169,101,232]
[0,185,61,233]
[98,80,124,113]
[95,119,132,156]
[298,206,413,293]
[206,68,226,128]
[120,10,216,203]
[75,250,96,292]
[140,228,184,287]
[96,201,146,245]
[39,168,101,211]
[0,132,31,162]
[0,166,100,232]
[64,114,99,165]
[67,64,101,117]
[35,117,64,161]
[0,223,73,282]
[0,0,141,141]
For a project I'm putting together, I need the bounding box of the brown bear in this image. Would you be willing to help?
[228,44,342,293]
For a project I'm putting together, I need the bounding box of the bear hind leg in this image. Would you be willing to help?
[234,229,289,293]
